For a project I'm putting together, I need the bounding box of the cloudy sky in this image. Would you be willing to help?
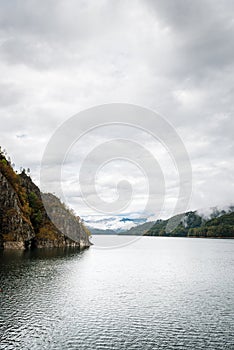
[0,0,234,230]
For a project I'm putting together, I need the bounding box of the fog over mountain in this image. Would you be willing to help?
[0,1,233,230]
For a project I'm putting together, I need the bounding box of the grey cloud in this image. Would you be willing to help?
[0,1,127,69]
[0,0,233,228]
[0,82,24,106]
[145,0,234,80]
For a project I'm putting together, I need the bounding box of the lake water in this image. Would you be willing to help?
[0,236,233,350]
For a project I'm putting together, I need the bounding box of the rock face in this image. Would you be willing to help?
[0,152,91,250]
[41,193,91,249]
[0,171,34,249]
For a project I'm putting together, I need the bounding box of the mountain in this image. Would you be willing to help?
[88,227,117,235]
[84,216,148,233]
[146,211,203,237]
[121,208,234,238]
[188,211,234,238]
[119,221,154,236]
[0,150,91,250]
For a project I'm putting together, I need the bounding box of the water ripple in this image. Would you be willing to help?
[0,238,233,350]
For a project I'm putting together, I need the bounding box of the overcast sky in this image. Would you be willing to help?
[0,0,233,230]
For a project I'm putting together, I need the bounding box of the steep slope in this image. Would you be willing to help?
[146,211,203,237]
[0,151,91,249]
[88,227,117,235]
[121,209,234,238]
[188,211,234,238]
[119,221,154,236]
[0,169,34,249]
[41,193,91,248]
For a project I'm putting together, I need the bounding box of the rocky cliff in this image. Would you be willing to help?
[0,152,91,250]
[0,170,34,249]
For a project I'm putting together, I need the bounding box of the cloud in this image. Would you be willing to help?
[84,214,147,232]
[0,0,233,229]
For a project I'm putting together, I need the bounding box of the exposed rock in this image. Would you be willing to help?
[0,152,91,250]
[40,193,91,249]
[0,171,34,249]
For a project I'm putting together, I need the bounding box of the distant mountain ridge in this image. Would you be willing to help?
[85,216,147,234]
[87,227,117,235]
[119,221,154,236]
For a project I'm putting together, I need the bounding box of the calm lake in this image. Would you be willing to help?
[0,236,233,350]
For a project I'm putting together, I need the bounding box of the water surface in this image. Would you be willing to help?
[0,236,233,349]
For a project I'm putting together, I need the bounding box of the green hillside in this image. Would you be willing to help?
[188,212,234,238]
[122,210,234,238]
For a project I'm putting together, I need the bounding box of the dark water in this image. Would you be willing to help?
[0,236,233,350]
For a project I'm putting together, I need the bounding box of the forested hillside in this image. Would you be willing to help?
[122,210,234,238]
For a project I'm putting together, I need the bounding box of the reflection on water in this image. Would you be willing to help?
[0,237,234,350]
[0,246,85,261]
